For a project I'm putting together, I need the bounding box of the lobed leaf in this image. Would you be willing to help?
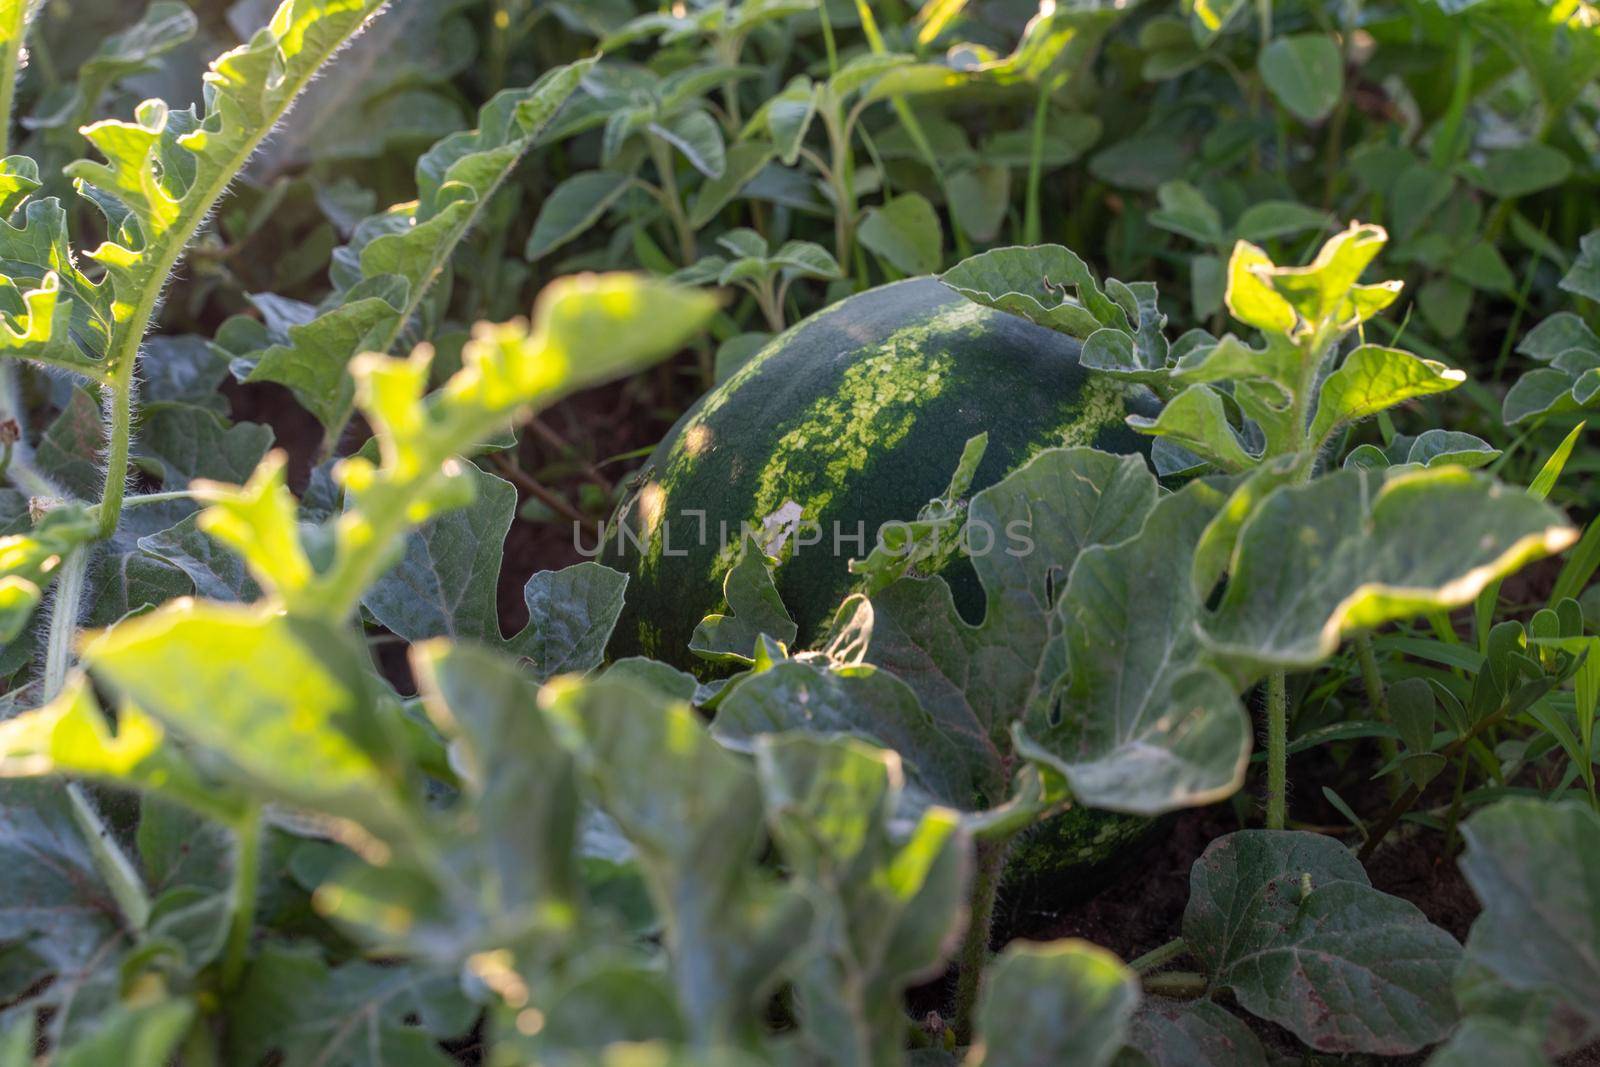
[1184,830,1461,1054]
[1203,467,1577,671]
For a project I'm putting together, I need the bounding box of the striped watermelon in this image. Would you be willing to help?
[603,276,1159,665]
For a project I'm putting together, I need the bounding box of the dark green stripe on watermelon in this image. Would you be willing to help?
[603,276,1159,666]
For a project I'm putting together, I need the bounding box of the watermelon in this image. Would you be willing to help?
[604,276,1159,664]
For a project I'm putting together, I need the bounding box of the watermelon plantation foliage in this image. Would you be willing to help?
[0,0,1598,1065]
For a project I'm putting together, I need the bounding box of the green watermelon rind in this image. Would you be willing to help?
[603,276,1159,664]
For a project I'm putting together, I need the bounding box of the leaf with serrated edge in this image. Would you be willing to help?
[244,58,596,432]
[1,0,390,380]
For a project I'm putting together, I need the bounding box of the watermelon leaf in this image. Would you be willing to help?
[848,431,987,596]
[1183,830,1461,1054]
[1016,480,1251,814]
[237,59,596,435]
[1424,1017,1551,1067]
[1119,999,1269,1067]
[971,940,1138,1067]
[691,537,799,665]
[1201,467,1577,672]
[752,733,970,1067]
[0,0,391,381]
[544,675,814,1046]
[940,244,1127,337]
[1457,799,1600,1029]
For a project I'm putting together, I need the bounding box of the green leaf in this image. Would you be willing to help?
[689,140,775,227]
[137,513,262,602]
[1127,384,1256,472]
[1458,799,1600,1030]
[0,677,235,821]
[1018,480,1251,814]
[508,562,630,683]
[1309,345,1465,444]
[1262,222,1388,327]
[856,449,1166,815]
[1089,136,1188,191]
[971,940,1138,1067]
[858,194,944,275]
[714,657,993,813]
[947,164,1010,244]
[1425,1017,1551,1067]
[1503,367,1579,425]
[1518,312,1600,362]
[752,75,818,165]
[1259,34,1343,123]
[1467,144,1573,200]
[690,537,798,664]
[82,605,421,848]
[1232,200,1332,243]
[412,641,582,922]
[243,59,595,431]
[1118,999,1269,1067]
[652,108,726,178]
[55,1001,195,1067]
[1150,181,1224,246]
[1184,830,1461,1053]
[769,240,842,280]
[1561,231,1600,303]
[25,2,197,131]
[1406,429,1500,469]
[136,402,275,489]
[229,944,468,1067]
[0,503,97,642]
[0,780,128,1042]
[1451,241,1516,293]
[1202,468,1576,670]
[849,433,987,597]
[543,675,813,1046]
[941,244,1125,337]
[754,734,969,1067]
[527,170,633,261]
[361,464,516,643]
[1,0,390,379]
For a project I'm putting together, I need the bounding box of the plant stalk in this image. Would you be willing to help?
[1266,670,1288,829]
[1130,937,1187,974]
[953,835,1009,1043]
[1142,971,1208,998]
[1355,635,1403,798]
[220,805,262,989]
[42,546,87,698]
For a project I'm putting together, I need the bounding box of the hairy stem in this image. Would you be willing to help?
[42,546,86,698]
[1266,670,1288,829]
[953,836,1009,1043]
[221,805,262,989]
[1142,971,1208,998]
[1129,937,1187,974]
